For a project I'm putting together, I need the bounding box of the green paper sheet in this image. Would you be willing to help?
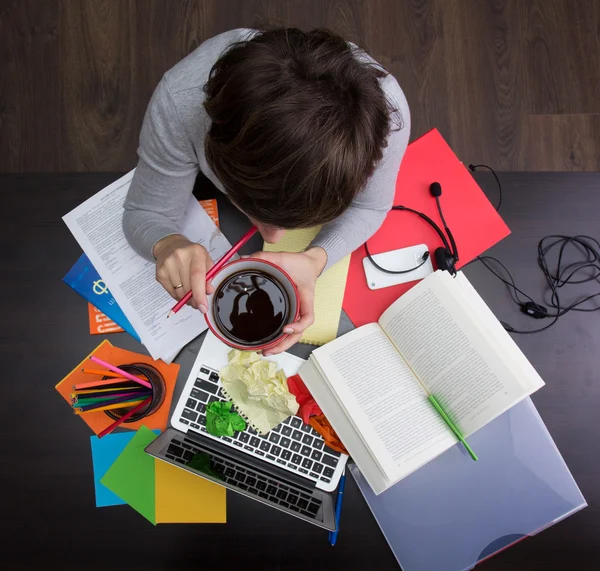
[205,400,246,437]
[100,425,158,525]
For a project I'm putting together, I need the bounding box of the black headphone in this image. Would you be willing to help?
[364,182,459,276]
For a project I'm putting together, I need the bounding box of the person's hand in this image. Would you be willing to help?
[153,234,214,312]
[250,247,327,354]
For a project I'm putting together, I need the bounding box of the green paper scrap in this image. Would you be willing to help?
[100,425,158,525]
[205,400,246,437]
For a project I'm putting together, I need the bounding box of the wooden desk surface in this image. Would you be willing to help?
[1,172,598,571]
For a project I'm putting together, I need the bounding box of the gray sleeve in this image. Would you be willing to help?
[123,77,199,260]
[310,81,411,271]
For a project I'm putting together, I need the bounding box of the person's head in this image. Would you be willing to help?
[204,28,395,240]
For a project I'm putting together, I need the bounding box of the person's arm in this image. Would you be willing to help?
[310,80,411,271]
[123,76,199,260]
[123,77,214,311]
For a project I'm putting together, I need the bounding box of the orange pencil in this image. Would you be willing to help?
[81,368,126,378]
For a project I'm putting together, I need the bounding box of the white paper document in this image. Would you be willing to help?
[63,171,231,362]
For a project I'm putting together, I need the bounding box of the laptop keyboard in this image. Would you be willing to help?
[178,365,341,485]
[166,436,323,520]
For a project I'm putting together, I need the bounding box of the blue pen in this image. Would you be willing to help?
[329,469,346,546]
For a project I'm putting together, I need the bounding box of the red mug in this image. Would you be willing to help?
[204,258,300,351]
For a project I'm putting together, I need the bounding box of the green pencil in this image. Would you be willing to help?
[428,395,478,461]
[72,393,150,408]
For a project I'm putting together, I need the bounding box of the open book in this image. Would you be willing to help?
[299,270,544,494]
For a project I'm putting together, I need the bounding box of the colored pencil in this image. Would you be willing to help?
[428,395,478,461]
[89,356,152,389]
[71,394,148,405]
[75,398,145,414]
[73,379,140,391]
[98,397,152,438]
[74,393,148,410]
[73,392,148,407]
[76,399,146,412]
[168,226,258,317]
[72,391,149,405]
[71,386,149,396]
[81,368,127,378]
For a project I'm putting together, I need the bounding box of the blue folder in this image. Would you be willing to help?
[349,398,586,571]
[63,253,140,341]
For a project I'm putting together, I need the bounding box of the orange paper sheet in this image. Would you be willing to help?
[88,303,123,335]
[342,129,511,326]
[155,460,227,523]
[199,199,220,228]
[55,340,179,435]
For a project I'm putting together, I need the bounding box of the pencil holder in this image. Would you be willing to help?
[103,363,166,423]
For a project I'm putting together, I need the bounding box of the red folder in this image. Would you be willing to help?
[342,129,510,327]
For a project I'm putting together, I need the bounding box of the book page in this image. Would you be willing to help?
[299,358,388,494]
[311,324,457,481]
[454,272,545,392]
[379,271,543,436]
[63,171,231,362]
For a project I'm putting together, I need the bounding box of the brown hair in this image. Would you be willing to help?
[204,28,393,228]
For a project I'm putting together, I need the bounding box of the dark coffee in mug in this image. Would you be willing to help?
[213,270,291,346]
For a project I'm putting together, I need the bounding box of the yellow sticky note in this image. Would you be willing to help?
[154,459,227,523]
[264,227,351,345]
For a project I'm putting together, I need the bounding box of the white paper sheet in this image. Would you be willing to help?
[63,171,231,362]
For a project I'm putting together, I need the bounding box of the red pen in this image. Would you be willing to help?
[167,226,258,318]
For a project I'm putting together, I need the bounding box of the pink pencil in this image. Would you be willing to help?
[89,356,152,389]
[98,397,152,438]
[167,226,258,318]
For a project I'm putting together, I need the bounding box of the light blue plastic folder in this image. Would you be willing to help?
[349,398,586,571]
[90,431,160,507]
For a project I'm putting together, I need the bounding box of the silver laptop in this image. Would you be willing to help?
[146,332,348,530]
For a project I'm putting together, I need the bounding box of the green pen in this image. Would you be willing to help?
[428,395,478,461]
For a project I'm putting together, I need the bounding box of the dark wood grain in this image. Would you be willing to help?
[520,114,600,170]
[0,0,59,171]
[365,0,451,146]
[519,0,600,115]
[58,1,140,171]
[443,0,524,169]
[2,0,600,172]
[1,172,600,570]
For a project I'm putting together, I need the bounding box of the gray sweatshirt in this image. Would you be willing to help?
[123,29,410,271]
